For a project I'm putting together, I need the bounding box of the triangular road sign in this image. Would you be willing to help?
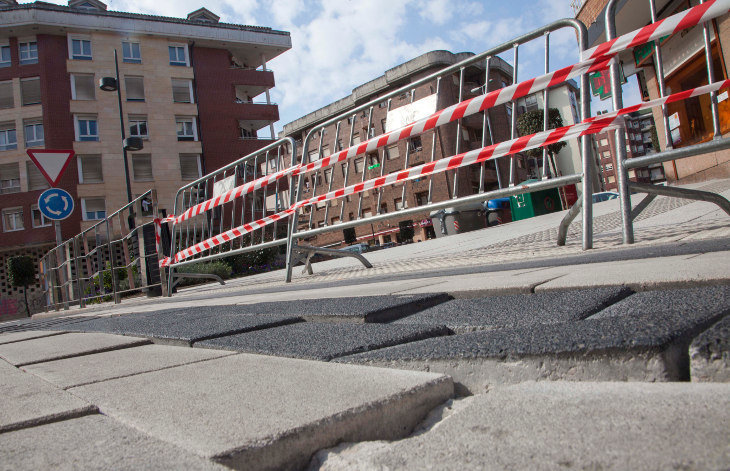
[26,149,75,187]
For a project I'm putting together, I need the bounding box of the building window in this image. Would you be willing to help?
[354,157,364,174]
[74,115,98,141]
[409,136,422,152]
[605,163,614,171]
[31,205,51,228]
[0,163,20,193]
[172,79,193,103]
[179,153,201,180]
[70,37,92,60]
[386,144,399,160]
[506,103,512,120]
[0,45,10,67]
[176,116,197,141]
[2,207,23,232]
[0,81,12,109]
[122,41,141,63]
[71,74,95,100]
[415,191,429,206]
[0,123,17,151]
[20,77,41,106]
[77,154,103,183]
[18,41,38,65]
[394,198,404,210]
[323,168,332,184]
[168,44,188,66]
[26,161,48,190]
[128,116,148,138]
[24,121,44,148]
[82,198,105,220]
[132,154,153,181]
[124,76,145,101]
[352,134,361,145]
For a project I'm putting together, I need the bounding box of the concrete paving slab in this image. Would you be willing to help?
[340,286,730,390]
[393,268,571,296]
[0,315,101,333]
[0,330,66,345]
[690,315,730,382]
[394,287,633,333]
[69,354,453,471]
[230,293,452,323]
[311,382,730,471]
[534,252,730,291]
[53,309,303,346]
[0,414,226,470]
[0,359,96,433]
[0,332,150,366]
[196,323,451,361]
[23,344,235,389]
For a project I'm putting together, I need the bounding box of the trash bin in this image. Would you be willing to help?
[509,179,562,221]
[485,197,512,226]
[429,202,487,237]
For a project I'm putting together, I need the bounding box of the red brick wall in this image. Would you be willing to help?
[191,46,278,174]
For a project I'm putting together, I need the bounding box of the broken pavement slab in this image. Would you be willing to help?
[0,360,96,433]
[0,332,150,366]
[195,323,451,360]
[69,353,453,471]
[340,286,730,390]
[0,414,227,470]
[690,315,730,382]
[22,344,235,389]
[311,381,730,471]
[394,287,633,332]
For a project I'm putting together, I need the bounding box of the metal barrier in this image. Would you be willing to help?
[164,138,296,295]
[38,190,162,311]
[284,18,596,281]
[605,0,730,242]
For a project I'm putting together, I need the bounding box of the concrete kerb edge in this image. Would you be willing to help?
[210,375,454,471]
[0,404,99,434]
[11,339,153,367]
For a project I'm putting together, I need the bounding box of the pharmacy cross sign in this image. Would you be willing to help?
[26,149,75,187]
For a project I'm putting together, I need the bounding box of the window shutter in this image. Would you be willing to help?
[179,154,200,180]
[0,82,12,109]
[125,77,145,100]
[21,78,41,106]
[132,154,153,181]
[26,161,49,190]
[80,155,102,183]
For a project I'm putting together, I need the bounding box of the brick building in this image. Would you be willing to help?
[0,0,290,310]
[575,0,730,184]
[280,50,526,248]
[593,109,665,191]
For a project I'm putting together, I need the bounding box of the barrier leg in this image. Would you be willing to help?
[557,198,583,247]
[629,183,730,216]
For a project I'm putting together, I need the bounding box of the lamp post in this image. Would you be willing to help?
[99,49,143,229]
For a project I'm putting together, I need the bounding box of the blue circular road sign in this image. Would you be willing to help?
[38,188,75,221]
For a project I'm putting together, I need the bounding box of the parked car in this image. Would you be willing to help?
[592,191,619,203]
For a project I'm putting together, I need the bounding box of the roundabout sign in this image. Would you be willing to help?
[38,188,74,221]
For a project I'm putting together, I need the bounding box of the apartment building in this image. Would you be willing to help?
[593,109,665,192]
[0,0,290,307]
[576,0,730,183]
[280,50,527,248]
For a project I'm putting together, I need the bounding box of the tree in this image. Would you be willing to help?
[7,256,35,317]
[516,108,567,159]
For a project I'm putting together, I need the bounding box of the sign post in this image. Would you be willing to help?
[27,149,75,310]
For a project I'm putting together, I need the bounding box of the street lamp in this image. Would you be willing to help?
[99,49,143,228]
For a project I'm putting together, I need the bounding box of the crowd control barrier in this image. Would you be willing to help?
[284,18,596,281]
[602,0,730,243]
[39,190,162,311]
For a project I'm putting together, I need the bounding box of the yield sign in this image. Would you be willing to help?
[26,149,75,187]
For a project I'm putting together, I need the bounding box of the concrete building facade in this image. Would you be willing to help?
[0,0,290,311]
[280,51,528,248]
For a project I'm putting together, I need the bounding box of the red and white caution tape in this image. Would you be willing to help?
[582,0,729,60]
[159,78,730,268]
[168,1,729,228]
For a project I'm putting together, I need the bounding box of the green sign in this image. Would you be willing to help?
[633,35,670,67]
[367,163,381,170]
[589,63,627,101]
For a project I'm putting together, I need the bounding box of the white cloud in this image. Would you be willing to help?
[420,0,454,26]
[109,0,259,25]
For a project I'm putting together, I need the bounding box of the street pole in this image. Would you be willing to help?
[111,50,135,231]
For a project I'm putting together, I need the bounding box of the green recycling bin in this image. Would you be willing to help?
[509,179,562,221]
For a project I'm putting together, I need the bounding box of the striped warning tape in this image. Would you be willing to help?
[159,78,730,268]
[168,0,729,228]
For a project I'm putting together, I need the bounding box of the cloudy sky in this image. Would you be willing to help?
[50,0,637,132]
